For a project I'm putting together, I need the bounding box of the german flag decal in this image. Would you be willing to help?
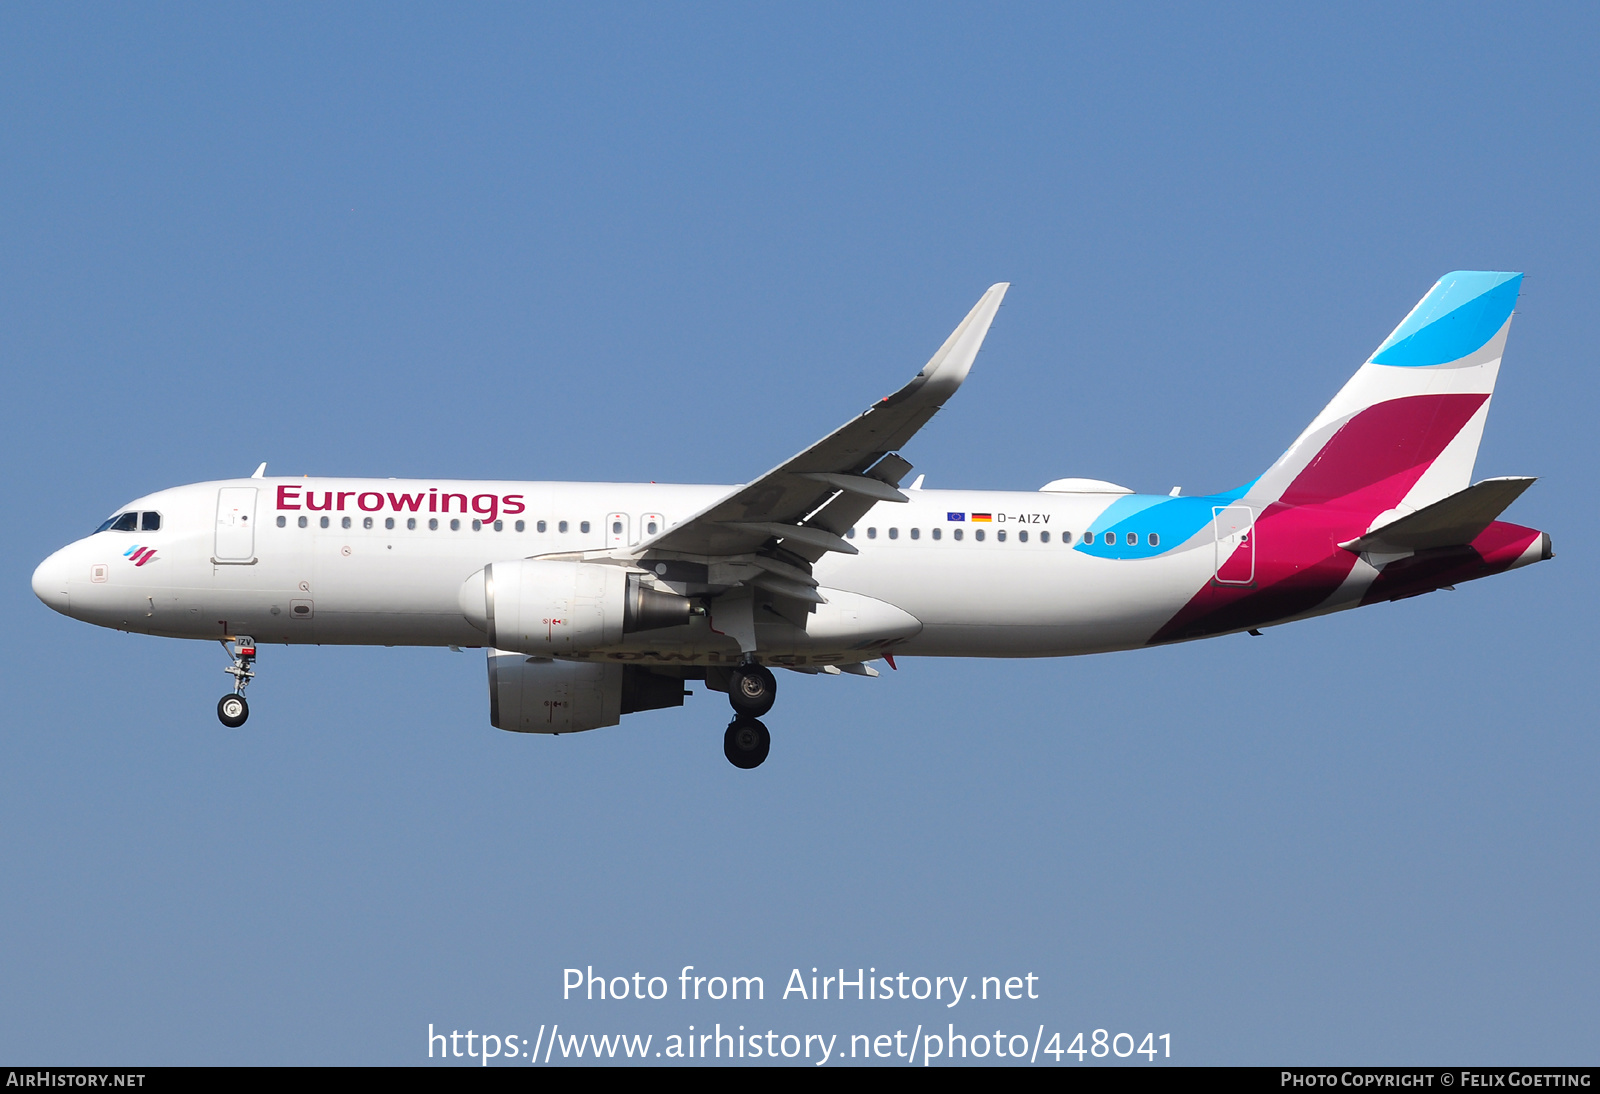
[971,513,993,523]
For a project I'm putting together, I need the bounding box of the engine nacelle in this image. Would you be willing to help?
[460,560,690,655]
[488,652,621,733]
[487,651,689,734]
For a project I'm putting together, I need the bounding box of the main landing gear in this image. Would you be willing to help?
[729,661,776,718]
[723,659,777,769]
[724,717,771,769]
[217,636,256,728]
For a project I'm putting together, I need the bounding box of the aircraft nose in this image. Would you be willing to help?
[32,548,71,614]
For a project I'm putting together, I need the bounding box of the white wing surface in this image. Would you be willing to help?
[637,283,1009,566]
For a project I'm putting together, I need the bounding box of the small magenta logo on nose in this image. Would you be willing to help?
[123,545,157,567]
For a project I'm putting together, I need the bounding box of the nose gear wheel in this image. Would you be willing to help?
[217,636,256,727]
[217,693,249,727]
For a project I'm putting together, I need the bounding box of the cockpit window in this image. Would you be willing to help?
[97,511,159,533]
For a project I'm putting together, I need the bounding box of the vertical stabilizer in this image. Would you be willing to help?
[1250,272,1522,515]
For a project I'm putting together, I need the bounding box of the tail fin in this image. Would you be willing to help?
[1250,271,1522,515]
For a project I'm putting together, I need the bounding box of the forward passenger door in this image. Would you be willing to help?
[214,488,257,563]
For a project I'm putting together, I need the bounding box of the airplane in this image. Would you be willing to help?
[32,272,1551,769]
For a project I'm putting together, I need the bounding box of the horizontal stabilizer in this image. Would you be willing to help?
[1341,477,1536,553]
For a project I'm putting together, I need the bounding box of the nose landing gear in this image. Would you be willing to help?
[217,636,255,727]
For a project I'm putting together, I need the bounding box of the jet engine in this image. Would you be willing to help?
[487,651,690,734]
[459,560,691,655]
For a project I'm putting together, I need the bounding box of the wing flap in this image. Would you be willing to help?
[796,472,909,503]
[725,521,858,556]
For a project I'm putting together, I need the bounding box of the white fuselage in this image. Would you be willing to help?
[35,476,1254,664]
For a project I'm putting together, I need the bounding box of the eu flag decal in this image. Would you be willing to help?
[947,512,965,522]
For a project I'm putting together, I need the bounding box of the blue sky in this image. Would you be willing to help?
[2,4,1595,1065]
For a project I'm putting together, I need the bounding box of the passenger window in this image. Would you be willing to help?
[1062,531,1072,544]
[298,516,308,529]
[112,513,138,532]
[997,530,1007,542]
[975,529,986,542]
[953,528,963,541]
[1040,530,1050,543]
[408,518,417,530]
[494,520,503,531]
[558,521,568,533]
[515,520,525,532]
[385,517,395,530]
[450,519,460,531]
[1149,532,1160,547]
[429,518,439,531]
[1126,532,1137,546]
[910,528,920,540]
[1018,530,1028,543]
[319,516,330,529]
[363,517,373,530]
[341,516,352,529]
[932,527,941,540]
[276,515,286,528]
[846,528,856,539]
[647,521,658,535]
[580,521,591,534]
[537,520,547,533]
[888,528,898,540]
[471,520,482,531]
[140,512,161,531]
[1084,531,1094,545]
[867,528,877,539]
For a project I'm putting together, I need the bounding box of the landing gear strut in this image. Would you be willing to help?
[217,636,255,727]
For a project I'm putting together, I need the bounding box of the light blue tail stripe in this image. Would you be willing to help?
[1370,271,1521,368]
[1076,482,1252,560]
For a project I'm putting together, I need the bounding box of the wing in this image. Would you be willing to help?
[638,283,1010,565]
[619,282,1009,653]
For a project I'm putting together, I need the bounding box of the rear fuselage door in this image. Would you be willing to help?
[215,487,258,562]
[1212,505,1255,585]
